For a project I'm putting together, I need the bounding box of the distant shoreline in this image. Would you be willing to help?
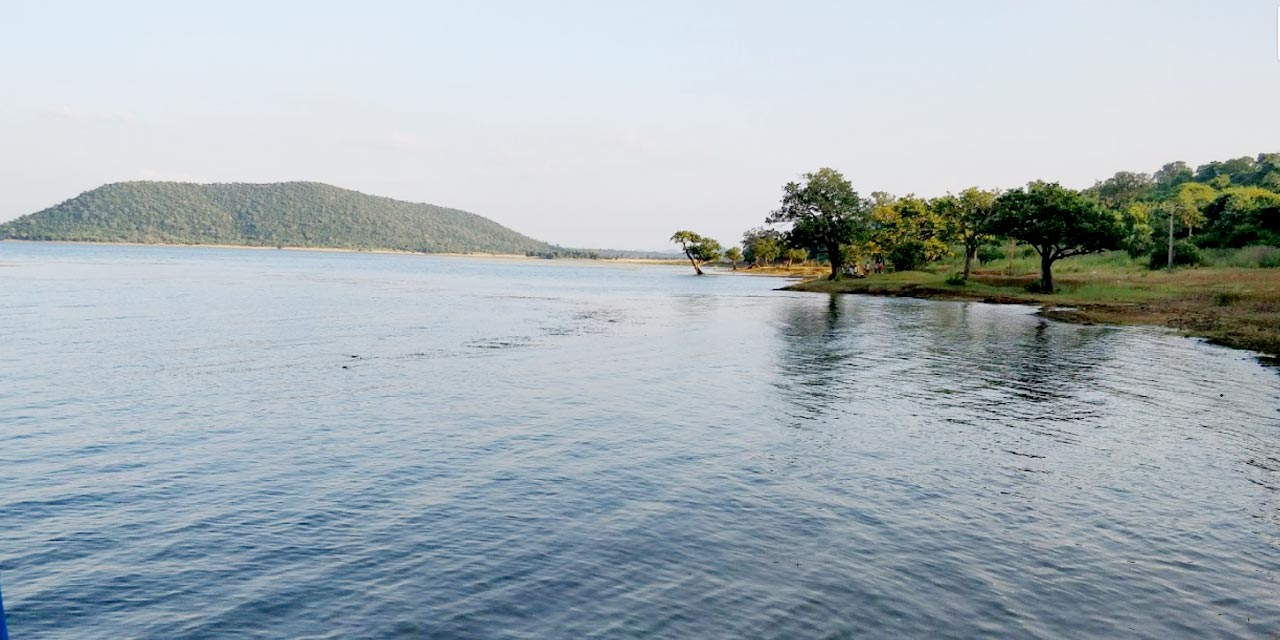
[0,238,689,265]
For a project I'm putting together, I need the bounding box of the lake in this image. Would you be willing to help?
[1,242,1278,638]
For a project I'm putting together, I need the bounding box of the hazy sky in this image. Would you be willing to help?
[2,1,1278,249]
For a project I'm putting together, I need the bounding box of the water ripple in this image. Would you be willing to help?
[1,243,1278,638]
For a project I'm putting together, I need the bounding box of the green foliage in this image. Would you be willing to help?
[887,239,927,272]
[931,187,999,278]
[1194,156,1265,186]
[1148,240,1204,269]
[976,244,1005,264]
[944,272,966,286]
[741,227,783,265]
[1197,187,1280,248]
[692,239,722,262]
[989,182,1123,292]
[1072,153,1280,255]
[1153,161,1194,199]
[670,230,722,274]
[1087,171,1155,209]
[784,247,808,266]
[767,168,870,279]
[1202,246,1280,269]
[1119,203,1155,257]
[989,183,1122,256]
[868,194,950,269]
[0,181,550,254]
[725,246,744,265]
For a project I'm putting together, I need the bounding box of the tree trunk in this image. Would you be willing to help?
[1040,252,1054,292]
[963,241,975,280]
[731,260,737,271]
[827,243,842,280]
[1167,212,1175,270]
[685,251,703,275]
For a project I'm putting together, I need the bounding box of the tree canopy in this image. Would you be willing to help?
[724,246,743,270]
[740,152,1279,287]
[988,182,1122,291]
[931,187,999,280]
[670,230,723,275]
[766,168,869,280]
[868,194,949,272]
[742,227,782,266]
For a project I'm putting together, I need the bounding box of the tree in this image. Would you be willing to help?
[741,227,782,266]
[1174,182,1215,235]
[725,247,743,270]
[1089,171,1154,209]
[868,194,949,270]
[785,247,808,267]
[670,230,722,275]
[988,182,1122,292]
[1254,153,1280,190]
[1198,187,1280,247]
[1153,161,1193,199]
[932,187,999,280]
[767,168,870,280]
[1118,202,1155,257]
[1197,156,1256,185]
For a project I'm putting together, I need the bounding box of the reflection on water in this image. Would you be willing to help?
[1,242,1278,639]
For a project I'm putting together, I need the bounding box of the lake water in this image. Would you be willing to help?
[2,242,1278,638]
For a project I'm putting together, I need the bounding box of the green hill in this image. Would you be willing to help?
[0,181,552,254]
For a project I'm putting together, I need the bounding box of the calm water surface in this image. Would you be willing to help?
[2,242,1278,638]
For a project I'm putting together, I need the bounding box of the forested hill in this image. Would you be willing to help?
[0,181,553,254]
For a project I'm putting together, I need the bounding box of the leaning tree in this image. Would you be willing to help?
[670,230,722,275]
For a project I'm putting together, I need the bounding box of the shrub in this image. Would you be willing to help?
[1148,240,1204,269]
[888,240,927,272]
[1240,245,1280,268]
[1214,291,1241,306]
[976,245,1005,264]
[944,273,966,286]
[1024,280,1054,294]
[1122,233,1155,258]
[1201,245,1280,268]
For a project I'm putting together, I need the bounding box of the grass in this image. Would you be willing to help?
[785,249,1280,357]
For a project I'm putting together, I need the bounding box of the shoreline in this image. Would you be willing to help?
[783,270,1280,360]
[0,239,690,264]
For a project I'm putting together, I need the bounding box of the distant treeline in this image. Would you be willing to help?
[525,248,681,260]
[0,181,553,255]
[1082,154,1280,250]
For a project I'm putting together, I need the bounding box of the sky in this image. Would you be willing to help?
[2,0,1278,250]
